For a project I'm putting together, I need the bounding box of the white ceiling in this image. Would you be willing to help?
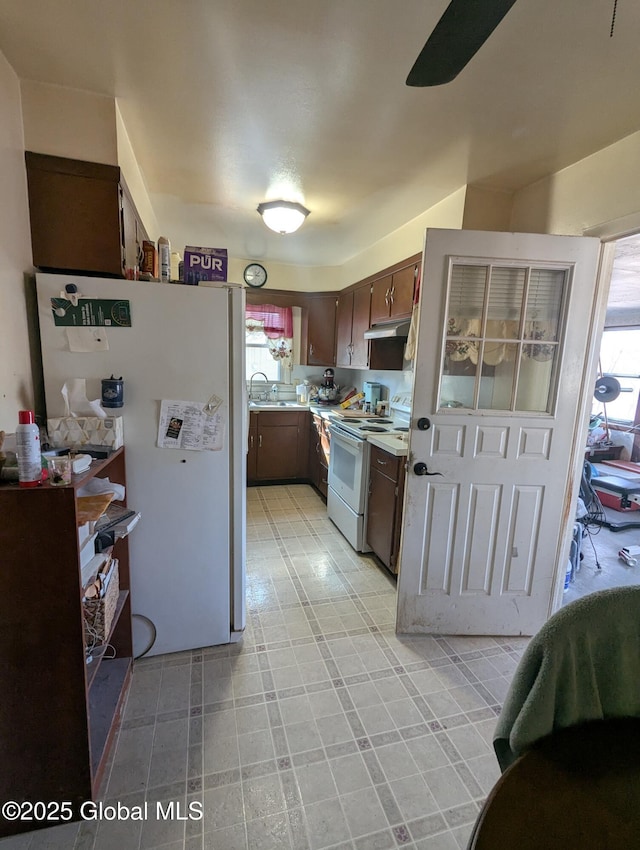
[2,1,640,267]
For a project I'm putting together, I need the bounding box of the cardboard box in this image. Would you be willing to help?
[183,246,228,284]
[47,416,124,450]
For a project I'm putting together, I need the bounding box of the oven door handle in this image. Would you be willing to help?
[329,427,365,450]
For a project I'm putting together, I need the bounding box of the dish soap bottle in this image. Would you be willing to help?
[16,410,41,488]
[270,384,279,402]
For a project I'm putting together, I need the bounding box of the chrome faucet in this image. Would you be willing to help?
[248,372,269,400]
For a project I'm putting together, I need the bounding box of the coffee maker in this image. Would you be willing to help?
[363,382,381,412]
[318,368,337,404]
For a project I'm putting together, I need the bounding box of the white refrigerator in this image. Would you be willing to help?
[35,273,246,656]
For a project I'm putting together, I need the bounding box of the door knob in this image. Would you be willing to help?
[417,417,431,431]
[413,462,443,477]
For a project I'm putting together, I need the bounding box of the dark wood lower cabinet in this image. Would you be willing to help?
[307,413,330,499]
[247,413,258,481]
[247,411,309,483]
[366,445,406,574]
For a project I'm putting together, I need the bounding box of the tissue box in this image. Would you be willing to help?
[47,416,124,450]
[183,246,228,284]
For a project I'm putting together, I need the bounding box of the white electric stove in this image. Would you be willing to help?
[327,393,411,551]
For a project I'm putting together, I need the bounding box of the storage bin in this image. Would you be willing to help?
[83,562,119,646]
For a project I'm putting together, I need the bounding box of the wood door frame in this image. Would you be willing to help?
[549,215,640,612]
[549,238,616,615]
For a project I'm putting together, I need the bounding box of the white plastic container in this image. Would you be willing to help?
[158,236,171,283]
[16,410,41,488]
[170,251,181,282]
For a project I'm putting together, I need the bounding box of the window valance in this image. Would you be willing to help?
[245,304,293,339]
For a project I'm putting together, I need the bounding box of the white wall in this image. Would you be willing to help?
[227,257,342,291]
[20,80,118,165]
[116,102,159,242]
[510,130,640,238]
[0,49,35,427]
[339,187,467,288]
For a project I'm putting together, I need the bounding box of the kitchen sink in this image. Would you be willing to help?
[248,400,308,409]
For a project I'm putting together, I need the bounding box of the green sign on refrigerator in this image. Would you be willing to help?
[51,298,132,327]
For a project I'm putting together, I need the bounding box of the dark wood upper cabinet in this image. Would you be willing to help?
[25,151,148,278]
[336,284,370,368]
[351,285,371,368]
[303,294,337,366]
[370,264,417,324]
[246,289,337,368]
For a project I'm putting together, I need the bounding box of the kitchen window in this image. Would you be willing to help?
[245,304,294,383]
[245,327,282,382]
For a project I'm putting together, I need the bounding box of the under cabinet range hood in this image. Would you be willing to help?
[364,319,411,340]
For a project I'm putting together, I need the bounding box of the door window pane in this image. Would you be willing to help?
[448,264,486,329]
[487,267,525,336]
[516,347,559,412]
[439,262,568,413]
[479,344,518,410]
[524,268,565,342]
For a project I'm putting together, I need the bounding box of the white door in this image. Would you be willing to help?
[397,229,602,636]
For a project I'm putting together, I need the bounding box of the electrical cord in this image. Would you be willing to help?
[579,461,604,570]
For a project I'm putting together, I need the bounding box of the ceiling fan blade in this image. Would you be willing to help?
[406,0,519,87]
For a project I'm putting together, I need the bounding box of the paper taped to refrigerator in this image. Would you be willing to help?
[157,400,225,451]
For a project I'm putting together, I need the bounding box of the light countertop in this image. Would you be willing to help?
[366,433,409,457]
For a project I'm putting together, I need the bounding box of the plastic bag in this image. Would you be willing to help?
[77,477,125,502]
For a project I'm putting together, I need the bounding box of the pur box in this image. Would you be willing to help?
[183,246,228,284]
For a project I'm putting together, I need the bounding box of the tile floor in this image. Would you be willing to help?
[1,484,532,850]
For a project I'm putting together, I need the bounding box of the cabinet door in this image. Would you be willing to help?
[25,152,124,277]
[370,275,393,324]
[317,460,329,499]
[335,292,354,367]
[255,412,306,480]
[257,424,300,479]
[247,414,258,483]
[367,467,397,569]
[350,285,371,369]
[307,420,321,489]
[120,181,149,279]
[306,296,337,366]
[389,264,416,319]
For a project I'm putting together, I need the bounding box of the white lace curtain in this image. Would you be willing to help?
[446,319,557,364]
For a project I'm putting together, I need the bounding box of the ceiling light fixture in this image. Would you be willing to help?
[257,200,310,235]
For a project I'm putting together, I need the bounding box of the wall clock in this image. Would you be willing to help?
[243,263,268,288]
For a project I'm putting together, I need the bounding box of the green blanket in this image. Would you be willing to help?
[494,585,640,771]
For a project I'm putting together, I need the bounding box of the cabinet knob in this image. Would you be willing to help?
[258,435,262,448]
[309,343,314,356]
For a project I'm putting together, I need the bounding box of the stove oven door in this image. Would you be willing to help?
[328,427,368,514]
